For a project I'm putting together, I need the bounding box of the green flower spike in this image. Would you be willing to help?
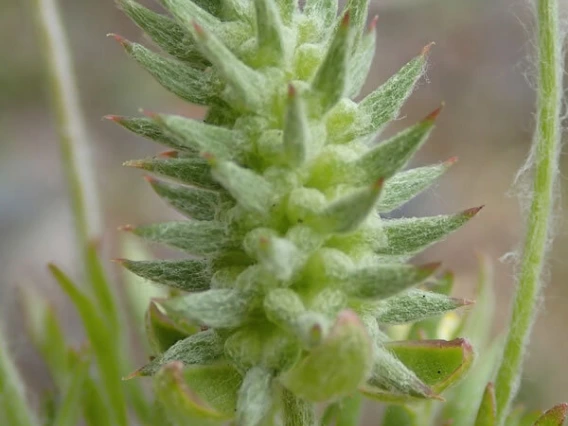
[111,0,481,423]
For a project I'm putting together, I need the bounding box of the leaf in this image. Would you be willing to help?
[361,343,434,401]
[304,0,337,36]
[210,159,275,213]
[386,338,474,394]
[158,289,256,328]
[146,300,198,353]
[190,22,266,110]
[374,289,472,324]
[119,257,211,292]
[377,207,483,256]
[135,330,225,376]
[154,113,244,159]
[283,85,309,166]
[311,13,353,113]
[244,229,301,281]
[117,0,206,65]
[309,179,384,233]
[351,46,431,140]
[236,367,275,426]
[343,262,440,300]
[280,310,373,402]
[129,220,230,256]
[254,0,285,64]
[377,159,456,212]
[125,156,220,190]
[154,362,227,426]
[533,404,568,426]
[160,0,221,30]
[474,383,496,426]
[113,37,216,105]
[52,349,91,426]
[48,265,127,425]
[183,364,243,416]
[347,16,376,98]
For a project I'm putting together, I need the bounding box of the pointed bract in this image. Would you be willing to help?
[378,207,483,256]
[283,85,309,166]
[374,290,472,324]
[254,0,286,64]
[236,367,275,426]
[347,16,377,98]
[160,0,221,30]
[474,383,496,426]
[118,258,211,292]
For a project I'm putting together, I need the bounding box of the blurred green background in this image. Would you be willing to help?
[1,0,567,419]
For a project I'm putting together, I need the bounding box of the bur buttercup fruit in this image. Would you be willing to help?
[110,0,480,423]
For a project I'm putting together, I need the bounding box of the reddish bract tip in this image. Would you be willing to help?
[110,258,126,264]
[372,178,385,191]
[341,11,350,27]
[421,41,435,56]
[417,329,428,340]
[143,175,158,184]
[258,236,270,249]
[140,109,158,119]
[158,150,179,158]
[122,368,142,381]
[123,160,144,168]
[424,104,444,122]
[103,114,124,123]
[192,21,206,37]
[288,84,296,99]
[444,156,459,166]
[108,33,129,47]
[454,297,475,307]
[369,15,379,32]
[462,205,485,218]
[419,262,442,273]
[118,224,135,232]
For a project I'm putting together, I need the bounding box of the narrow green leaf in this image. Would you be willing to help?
[209,159,275,213]
[280,310,373,402]
[82,374,111,426]
[191,22,266,110]
[374,289,472,324]
[21,290,68,386]
[386,338,474,394]
[378,207,483,256]
[254,0,285,64]
[154,113,244,159]
[124,156,220,190]
[128,220,230,256]
[309,179,384,233]
[135,330,225,376]
[113,36,217,105]
[282,388,316,426]
[533,404,568,426]
[343,262,440,300]
[146,300,198,353]
[354,108,440,184]
[311,13,353,113]
[283,85,309,166]
[52,349,91,426]
[347,16,377,98]
[474,383,496,426]
[117,0,206,65]
[341,0,369,49]
[159,289,256,328]
[378,158,456,212]
[154,362,226,426]
[48,264,127,426]
[119,258,211,292]
[146,176,223,221]
[0,326,38,426]
[183,364,243,417]
[352,45,431,139]
[237,367,275,426]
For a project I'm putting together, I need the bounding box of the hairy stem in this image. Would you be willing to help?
[494,0,563,423]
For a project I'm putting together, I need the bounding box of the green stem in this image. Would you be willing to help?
[494,0,563,423]
[0,326,38,426]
